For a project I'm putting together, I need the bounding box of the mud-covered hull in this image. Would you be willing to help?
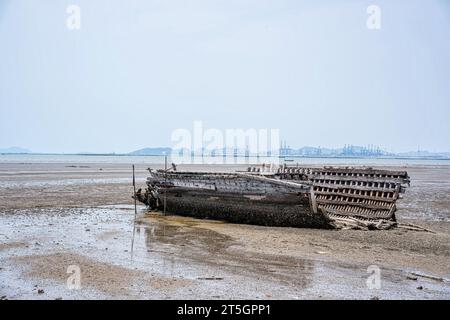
[157,189,332,228]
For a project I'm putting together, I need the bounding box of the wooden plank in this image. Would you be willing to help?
[312,183,399,194]
[312,190,396,202]
[311,167,409,177]
[315,198,393,210]
[310,174,409,185]
[319,205,393,219]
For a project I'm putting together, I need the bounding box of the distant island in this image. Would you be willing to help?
[0,146,31,154]
[128,147,172,156]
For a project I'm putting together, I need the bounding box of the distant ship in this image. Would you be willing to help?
[134,165,410,230]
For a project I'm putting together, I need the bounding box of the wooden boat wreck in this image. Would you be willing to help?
[134,165,411,230]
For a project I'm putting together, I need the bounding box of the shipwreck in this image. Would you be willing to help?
[134,164,411,230]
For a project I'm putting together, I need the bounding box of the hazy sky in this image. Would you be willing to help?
[0,0,449,153]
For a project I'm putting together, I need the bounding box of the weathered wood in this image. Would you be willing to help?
[319,205,393,219]
[315,198,393,211]
[310,175,408,187]
[313,190,397,202]
[135,165,411,230]
[313,184,398,198]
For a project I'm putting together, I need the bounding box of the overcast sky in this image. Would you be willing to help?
[0,0,449,153]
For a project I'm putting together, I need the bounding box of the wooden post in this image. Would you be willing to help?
[131,164,137,259]
[310,187,318,214]
[164,155,167,216]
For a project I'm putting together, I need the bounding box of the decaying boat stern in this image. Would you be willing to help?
[134,165,410,230]
[266,166,410,229]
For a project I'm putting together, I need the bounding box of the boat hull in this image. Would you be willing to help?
[159,188,332,228]
[134,166,410,230]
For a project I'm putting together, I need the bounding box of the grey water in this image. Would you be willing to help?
[1,154,449,166]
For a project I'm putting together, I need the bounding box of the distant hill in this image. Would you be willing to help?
[0,146,31,154]
[129,147,172,156]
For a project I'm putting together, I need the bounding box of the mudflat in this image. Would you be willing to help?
[0,162,449,299]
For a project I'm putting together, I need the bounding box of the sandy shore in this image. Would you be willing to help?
[0,162,449,299]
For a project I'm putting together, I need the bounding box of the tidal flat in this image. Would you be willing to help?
[0,161,449,299]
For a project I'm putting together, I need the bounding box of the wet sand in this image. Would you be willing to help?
[0,162,449,299]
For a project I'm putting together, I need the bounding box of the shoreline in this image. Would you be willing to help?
[1,153,450,161]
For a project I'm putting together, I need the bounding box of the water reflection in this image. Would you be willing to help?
[137,214,315,289]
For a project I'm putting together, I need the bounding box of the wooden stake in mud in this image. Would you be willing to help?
[131,164,137,260]
[163,155,167,216]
